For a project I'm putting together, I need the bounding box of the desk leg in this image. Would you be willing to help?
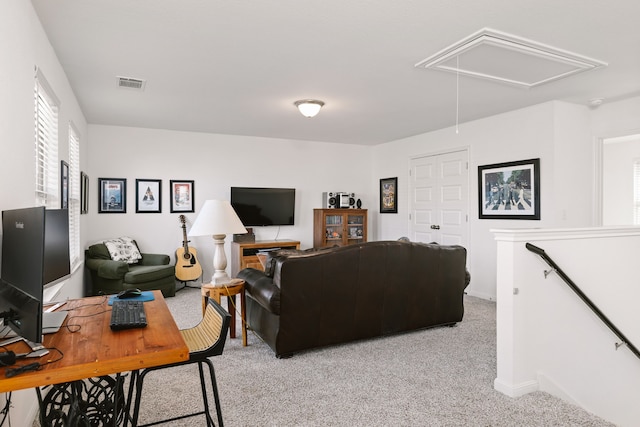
[123,370,140,427]
[37,376,125,426]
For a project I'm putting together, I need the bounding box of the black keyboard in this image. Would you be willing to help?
[110,300,147,330]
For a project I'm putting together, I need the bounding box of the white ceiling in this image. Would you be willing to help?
[31,0,640,146]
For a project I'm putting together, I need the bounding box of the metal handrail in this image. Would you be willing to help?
[526,242,640,360]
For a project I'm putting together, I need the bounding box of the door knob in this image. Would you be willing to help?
[430,225,440,230]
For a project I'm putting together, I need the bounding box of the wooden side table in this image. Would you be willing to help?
[201,279,247,346]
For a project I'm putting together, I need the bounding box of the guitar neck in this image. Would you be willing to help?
[181,225,191,255]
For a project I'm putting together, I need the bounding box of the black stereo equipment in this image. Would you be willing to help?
[322,192,338,208]
[322,192,356,209]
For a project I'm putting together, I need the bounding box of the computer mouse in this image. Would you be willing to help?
[118,288,142,299]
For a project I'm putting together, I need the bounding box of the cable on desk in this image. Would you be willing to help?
[3,347,64,378]
[64,309,111,333]
[5,362,40,378]
[66,295,108,311]
[63,296,110,333]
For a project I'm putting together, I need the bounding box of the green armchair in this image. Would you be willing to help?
[85,241,177,297]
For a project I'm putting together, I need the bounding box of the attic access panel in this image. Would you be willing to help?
[415,28,607,88]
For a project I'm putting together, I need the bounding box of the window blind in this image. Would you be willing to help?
[69,123,81,268]
[34,71,59,207]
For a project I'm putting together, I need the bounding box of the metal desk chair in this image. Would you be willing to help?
[130,298,231,426]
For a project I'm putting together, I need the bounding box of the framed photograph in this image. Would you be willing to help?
[380,177,398,214]
[98,178,127,213]
[170,180,194,213]
[136,179,162,213]
[60,161,69,209]
[81,172,89,214]
[478,158,540,220]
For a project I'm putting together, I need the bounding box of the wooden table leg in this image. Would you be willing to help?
[240,288,247,346]
[200,282,246,345]
[201,290,208,316]
[228,295,236,339]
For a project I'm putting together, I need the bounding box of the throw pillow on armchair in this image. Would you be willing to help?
[85,238,176,297]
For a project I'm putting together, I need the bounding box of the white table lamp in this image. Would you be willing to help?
[188,200,247,285]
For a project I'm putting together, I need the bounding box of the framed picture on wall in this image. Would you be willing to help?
[81,172,89,214]
[136,179,162,213]
[60,161,69,209]
[478,158,540,220]
[170,180,194,213]
[98,178,127,213]
[380,177,398,213]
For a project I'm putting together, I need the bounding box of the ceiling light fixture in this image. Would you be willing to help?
[294,99,324,118]
[588,98,604,108]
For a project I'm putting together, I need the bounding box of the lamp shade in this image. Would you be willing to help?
[188,200,247,237]
[294,99,324,118]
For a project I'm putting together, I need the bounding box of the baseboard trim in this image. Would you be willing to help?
[494,378,538,397]
[536,372,580,406]
[465,289,495,301]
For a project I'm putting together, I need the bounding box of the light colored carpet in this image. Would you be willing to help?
[132,288,614,426]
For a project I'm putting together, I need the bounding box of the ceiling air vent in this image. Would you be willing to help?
[116,76,146,91]
[415,28,607,88]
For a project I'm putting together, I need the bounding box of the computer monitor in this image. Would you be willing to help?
[0,206,70,345]
[0,283,42,345]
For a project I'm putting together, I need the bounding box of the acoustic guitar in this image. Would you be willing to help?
[175,214,203,282]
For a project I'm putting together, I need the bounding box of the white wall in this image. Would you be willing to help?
[1,2,88,426]
[493,227,640,427]
[86,125,373,282]
[372,101,593,300]
[602,137,640,225]
[591,96,640,138]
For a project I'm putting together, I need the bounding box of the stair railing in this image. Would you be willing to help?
[526,242,640,360]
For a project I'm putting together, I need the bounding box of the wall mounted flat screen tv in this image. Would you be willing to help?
[231,187,295,226]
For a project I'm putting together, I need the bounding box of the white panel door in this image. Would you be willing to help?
[409,150,468,247]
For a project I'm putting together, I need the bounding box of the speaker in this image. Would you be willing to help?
[322,192,338,208]
[348,193,357,208]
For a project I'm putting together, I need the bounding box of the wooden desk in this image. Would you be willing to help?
[0,290,188,393]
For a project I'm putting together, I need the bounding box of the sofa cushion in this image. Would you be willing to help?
[124,264,175,284]
[104,237,142,264]
[264,249,302,277]
[264,247,335,277]
[87,243,112,260]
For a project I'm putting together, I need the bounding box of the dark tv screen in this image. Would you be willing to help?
[231,187,295,226]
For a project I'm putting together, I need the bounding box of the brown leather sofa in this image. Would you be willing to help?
[237,240,469,358]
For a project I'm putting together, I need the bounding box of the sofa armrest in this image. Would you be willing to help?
[85,258,129,279]
[238,268,281,315]
[139,253,170,266]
